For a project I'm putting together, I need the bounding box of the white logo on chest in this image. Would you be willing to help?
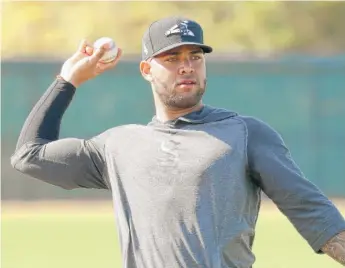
[160,140,179,157]
[159,140,180,173]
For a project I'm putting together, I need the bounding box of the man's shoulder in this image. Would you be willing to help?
[235,115,267,128]
[234,114,285,146]
[230,113,281,139]
[203,105,272,132]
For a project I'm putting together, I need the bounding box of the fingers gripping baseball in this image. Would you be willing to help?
[90,46,107,64]
[96,48,122,74]
[59,38,121,88]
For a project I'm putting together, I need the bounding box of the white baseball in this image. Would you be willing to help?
[93,37,118,63]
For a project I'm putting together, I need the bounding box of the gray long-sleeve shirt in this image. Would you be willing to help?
[11,79,345,268]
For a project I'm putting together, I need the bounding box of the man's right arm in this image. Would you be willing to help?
[11,78,109,190]
[11,39,121,190]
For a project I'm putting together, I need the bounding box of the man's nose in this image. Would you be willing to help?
[179,59,194,74]
[180,63,194,74]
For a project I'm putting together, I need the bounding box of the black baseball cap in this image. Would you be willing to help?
[141,16,213,60]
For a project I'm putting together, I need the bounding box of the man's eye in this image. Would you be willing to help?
[192,55,201,60]
[166,57,177,62]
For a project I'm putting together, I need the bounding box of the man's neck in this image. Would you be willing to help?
[155,102,204,123]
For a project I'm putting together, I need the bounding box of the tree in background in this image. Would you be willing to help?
[2,1,345,59]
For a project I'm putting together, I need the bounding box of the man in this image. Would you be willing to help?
[11,16,345,268]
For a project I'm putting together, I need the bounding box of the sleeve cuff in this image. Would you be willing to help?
[56,75,77,91]
[311,222,345,254]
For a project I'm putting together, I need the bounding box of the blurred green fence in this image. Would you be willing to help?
[2,56,345,200]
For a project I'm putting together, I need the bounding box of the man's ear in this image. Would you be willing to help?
[139,60,152,82]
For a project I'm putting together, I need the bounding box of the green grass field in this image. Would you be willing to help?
[2,200,344,268]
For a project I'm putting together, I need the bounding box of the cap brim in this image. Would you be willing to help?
[149,42,213,59]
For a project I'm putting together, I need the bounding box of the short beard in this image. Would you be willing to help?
[152,77,207,109]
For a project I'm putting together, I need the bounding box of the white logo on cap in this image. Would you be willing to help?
[165,20,195,37]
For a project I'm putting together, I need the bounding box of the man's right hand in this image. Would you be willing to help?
[59,39,122,88]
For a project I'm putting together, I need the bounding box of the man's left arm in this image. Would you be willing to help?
[242,116,345,264]
[321,231,345,265]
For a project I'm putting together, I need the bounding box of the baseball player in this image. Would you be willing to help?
[11,16,345,268]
